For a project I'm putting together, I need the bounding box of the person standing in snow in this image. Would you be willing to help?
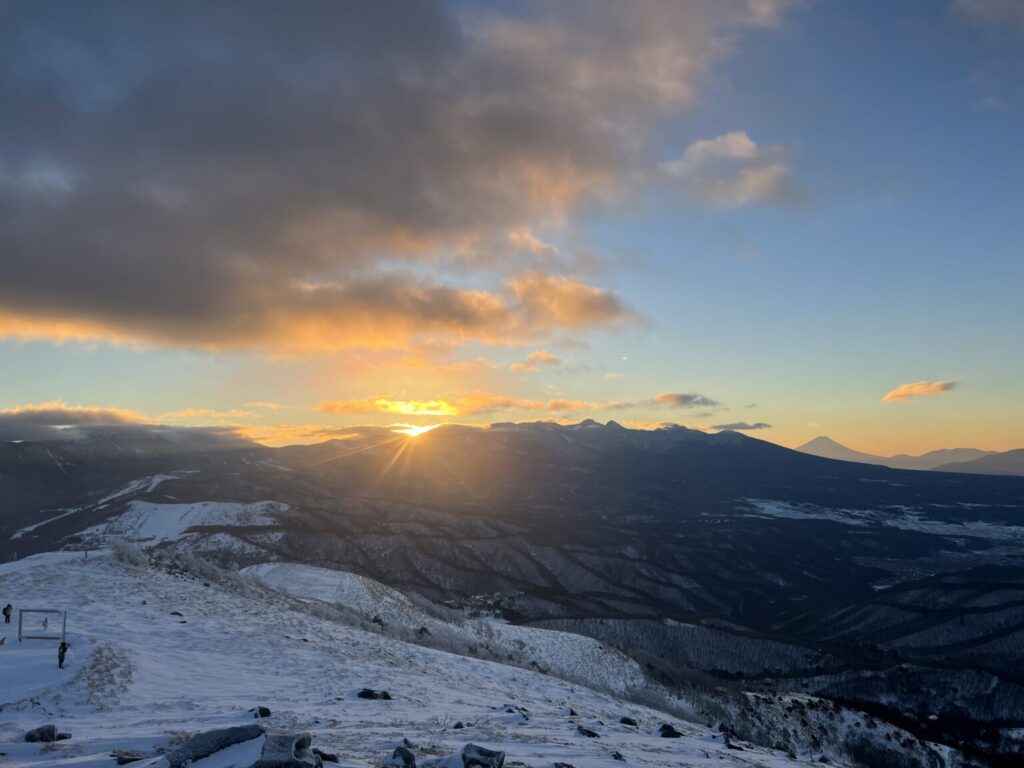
[2,603,11,624]
[58,640,69,669]
[42,617,49,631]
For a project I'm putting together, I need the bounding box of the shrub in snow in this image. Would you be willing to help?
[357,688,392,700]
[109,538,148,567]
[25,724,59,743]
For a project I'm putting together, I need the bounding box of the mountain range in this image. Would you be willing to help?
[3,420,1024,765]
[796,435,1024,475]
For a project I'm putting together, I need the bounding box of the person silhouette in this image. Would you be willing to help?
[58,641,69,669]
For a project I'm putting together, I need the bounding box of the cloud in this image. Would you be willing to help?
[662,131,799,207]
[245,401,284,411]
[319,398,460,417]
[0,272,634,352]
[509,273,637,331]
[882,380,958,403]
[161,407,258,421]
[952,0,1024,35]
[652,392,721,408]
[511,350,562,372]
[318,392,630,418]
[0,1,790,352]
[712,421,772,430]
[0,401,147,441]
[507,229,559,259]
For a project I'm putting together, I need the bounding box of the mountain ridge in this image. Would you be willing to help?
[796,434,999,471]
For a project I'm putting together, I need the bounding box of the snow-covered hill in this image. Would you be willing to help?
[245,562,648,696]
[0,549,815,768]
[84,499,285,546]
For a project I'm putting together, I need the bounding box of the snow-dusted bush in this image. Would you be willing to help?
[109,538,148,567]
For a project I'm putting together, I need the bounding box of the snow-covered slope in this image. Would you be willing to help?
[84,500,285,545]
[0,549,813,768]
[245,562,648,695]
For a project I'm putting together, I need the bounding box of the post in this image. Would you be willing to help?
[18,609,23,642]
[62,610,67,642]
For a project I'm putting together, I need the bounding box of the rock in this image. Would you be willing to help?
[170,611,183,617]
[453,721,465,729]
[390,745,416,767]
[554,764,577,768]
[312,748,339,764]
[462,743,505,767]
[659,723,682,738]
[611,752,626,762]
[25,724,58,743]
[619,717,637,727]
[253,731,321,767]
[56,732,72,741]
[162,724,265,768]
[357,688,392,700]
[576,725,600,738]
[253,706,273,718]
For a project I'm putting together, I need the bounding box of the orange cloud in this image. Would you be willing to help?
[507,228,559,257]
[511,349,562,371]
[0,272,634,353]
[510,272,636,330]
[319,398,460,417]
[882,380,957,403]
[161,407,259,421]
[318,392,629,418]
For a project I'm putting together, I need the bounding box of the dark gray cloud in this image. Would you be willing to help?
[0,1,786,350]
[712,421,772,431]
[0,402,243,443]
[653,392,721,408]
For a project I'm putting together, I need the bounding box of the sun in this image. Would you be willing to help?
[393,423,440,438]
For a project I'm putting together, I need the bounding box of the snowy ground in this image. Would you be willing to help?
[80,500,285,546]
[245,562,648,695]
[0,550,813,768]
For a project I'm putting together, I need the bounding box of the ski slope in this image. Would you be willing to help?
[0,550,812,767]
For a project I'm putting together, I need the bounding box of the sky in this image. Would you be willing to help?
[1,0,1022,454]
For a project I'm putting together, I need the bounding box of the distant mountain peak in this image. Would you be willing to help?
[799,436,847,450]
